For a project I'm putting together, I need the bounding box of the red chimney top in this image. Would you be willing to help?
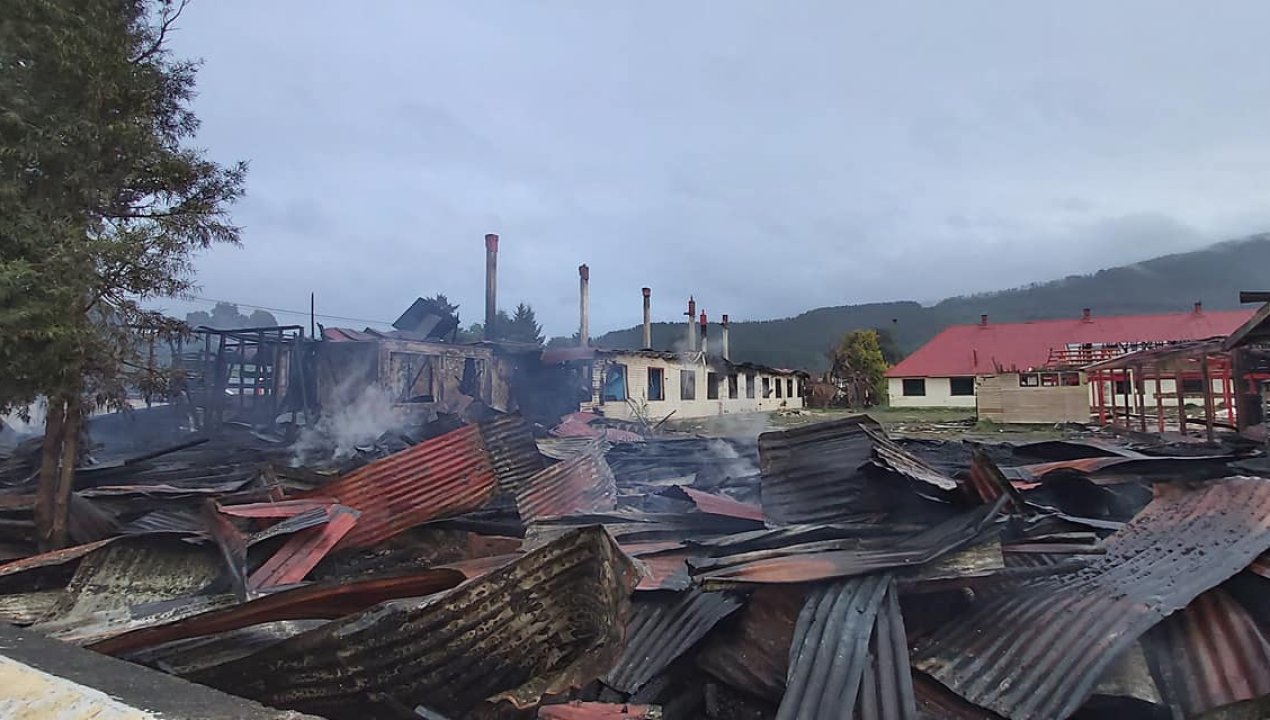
[699,311,707,328]
[1082,308,1092,322]
[642,287,650,297]
[1193,301,1203,314]
[485,233,498,251]
[980,314,989,327]
[722,313,729,326]
[578,264,589,280]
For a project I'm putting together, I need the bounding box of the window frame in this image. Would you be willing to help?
[706,372,721,400]
[647,367,665,401]
[727,374,739,400]
[745,373,756,399]
[949,376,976,396]
[680,369,696,401]
[901,378,926,397]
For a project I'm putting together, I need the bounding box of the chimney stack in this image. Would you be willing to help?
[1193,301,1203,315]
[484,234,498,340]
[699,311,708,355]
[980,314,988,327]
[1082,308,1092,322]
[641,287,652,349]
[685,297,697,351]
[578,264,589,347]
[721,314,730,361]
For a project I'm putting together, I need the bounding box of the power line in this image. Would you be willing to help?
[183,295,395,327]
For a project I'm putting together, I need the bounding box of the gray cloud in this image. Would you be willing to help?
[164,1,1270,335]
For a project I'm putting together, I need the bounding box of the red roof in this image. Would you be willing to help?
[885,309,1255,378]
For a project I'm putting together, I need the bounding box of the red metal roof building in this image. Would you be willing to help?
[885,307,1254,408]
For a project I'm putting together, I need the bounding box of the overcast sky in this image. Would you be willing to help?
[164,1,1270,337]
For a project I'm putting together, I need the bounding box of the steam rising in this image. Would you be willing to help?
[291,384,402,465]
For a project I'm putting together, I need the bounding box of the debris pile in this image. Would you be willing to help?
[1,412,1269,719]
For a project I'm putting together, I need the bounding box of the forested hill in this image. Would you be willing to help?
[592,234,1270,372]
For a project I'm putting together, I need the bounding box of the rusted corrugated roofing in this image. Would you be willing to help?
[516,448,617,522]
[675,487,763,522]
[300,417,541,549]
[603,589,743,694]
[0,538,118,581]
[1141,587,1270,718]
[622,542,693,592]
[697,586,804,702]
[246,505,360,591]
[538,701,662,719]
[758,415,884,526]
[89,567,470,656]
[190,525,637,718]
[690,499,1004,588]
[777,574,915,720]
[862,425,957,492]
[914,477,1270,720]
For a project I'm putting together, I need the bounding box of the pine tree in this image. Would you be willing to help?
[0,0,246,548]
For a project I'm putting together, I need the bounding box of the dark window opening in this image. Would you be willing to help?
[1019,374,1040,388]
[775,378,783,398]
[1114,380,1130,395]
[680,370,696,401]
[950,376,975,396]
[786,378,794,397]
[902,378,926,397]
[762,377,772,398]
[1040,373,1060,387]
[1181,377,1204,394]
[602,363,628,402]
[746,373,756,399]
[707,372,721,400]
[390,352,435,403]
[647,367,665,401]
[728,374,739,399]
[1061,372,1082,387]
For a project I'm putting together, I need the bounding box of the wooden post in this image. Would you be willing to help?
[1154,372,1165,433]
[1135,365,1148,432]
[1176,370,1187,435]
[1222,357,1235,425]
[34,398,67,551]
[1201,356,1216,444]
[1095,371,1107,424]
[1109,371,1118,426]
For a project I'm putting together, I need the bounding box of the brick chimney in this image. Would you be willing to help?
[721,314,730,361]
[685,297,697,351]
[484,234,498,340]
[641,287,652,349]
[578,264,589,347]
[979,314,988,327]
[1082,308,1092,323]
[1193,301,1203,315]
[699,311,708,355]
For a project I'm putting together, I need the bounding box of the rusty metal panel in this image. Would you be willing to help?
[297,417,540,550]
[516,448,617,522]
[190,525,637,719]
[538,702,662,719]
[913,477,1270,720]
[219,499,335,518]
[1142,588,1270,718]
[758,415,882,526]
[677,487,763,522]
[777,574,915,720]
[697,586,804,702]
[861,425,957,492]
[246,505,360,591]
[691,499,1004,588]
[89,567,470,656]
[603,589,743,694]
[0,538,118,581]
[622,542,692,592]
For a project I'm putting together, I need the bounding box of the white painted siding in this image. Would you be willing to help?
[589,353,803,421]
[887,377,978,409]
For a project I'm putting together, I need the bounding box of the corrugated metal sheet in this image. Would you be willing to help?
[1141,587,1270,718]
[676,487,763,522]
[31,538,234,646]
[516,448,617,522]
[190,525,637,719]
[300,417,540,550]
[777,573,915,720]
[697,586,804,702]
[89,567,469,656]
[219,499,334,518]
[538,437,613,461]
[862,425,957,492]
[246,505,360,591]
[965,450,1024,511]
[758,415,887,526]
[538,702,662,719]
[0,590,61,625]
[119,508,206,535]
[603,589,743,693]
[913,477,1270,720]
[606,438,759,487]
[0,538,117,580]
[913,674,1002,720]
[622,542,693,592]
[691,499,1004,588]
